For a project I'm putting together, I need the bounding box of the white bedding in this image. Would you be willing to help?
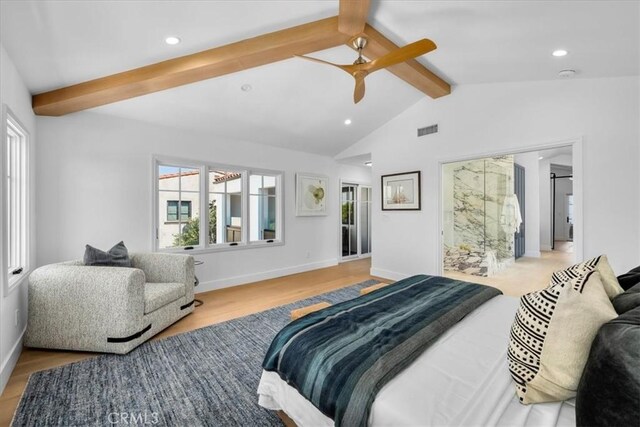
[258,295,576,427]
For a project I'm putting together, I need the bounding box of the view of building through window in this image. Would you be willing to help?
[157,166,200,248]
[209,169,242,245]
[156,161,281,250]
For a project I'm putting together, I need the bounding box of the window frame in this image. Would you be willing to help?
[2,105,30,296]
[152,156,284,254]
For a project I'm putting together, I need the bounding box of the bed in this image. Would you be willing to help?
[257,275,576,427]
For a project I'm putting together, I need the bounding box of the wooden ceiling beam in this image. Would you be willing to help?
[32,17,351,116]
[338,0,371,35]
[354,24,451,99]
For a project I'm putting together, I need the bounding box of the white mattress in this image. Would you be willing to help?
[258,295,576,427]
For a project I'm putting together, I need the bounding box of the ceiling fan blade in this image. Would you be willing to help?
[364,39,437,73]
[353,73,366,104]
[295,55,352,74]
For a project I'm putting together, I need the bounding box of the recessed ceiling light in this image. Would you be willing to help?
[364,161,372,167]
[558,69,576,78]
[344,119,352,125]
[241,84,252,92]
[538,156,544,160]
[165,36,181,45]
[552,49,568,57]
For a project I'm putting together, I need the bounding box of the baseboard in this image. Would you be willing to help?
[540,245,552,251]
[195,259,339,293]
[0,326,25,395]
[524,250,541,258]
[369,267,409,282]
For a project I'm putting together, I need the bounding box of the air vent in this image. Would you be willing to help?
[417,124,438,137]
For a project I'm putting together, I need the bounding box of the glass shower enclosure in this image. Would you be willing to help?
[442,155,516,276]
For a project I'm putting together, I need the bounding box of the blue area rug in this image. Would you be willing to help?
[12,280,378,426]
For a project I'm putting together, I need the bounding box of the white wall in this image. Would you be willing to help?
[539,159,552,250]
[0,44,37,393]
[339,76,639,279]
[36,113,371,292]
[514,152,541,257]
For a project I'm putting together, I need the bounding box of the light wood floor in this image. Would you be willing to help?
[0,252,572,426]
[444,248,574,297]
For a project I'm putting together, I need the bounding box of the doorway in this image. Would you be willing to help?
[341,183,372,260]
[551,164,574,253]
[439,139,582,285]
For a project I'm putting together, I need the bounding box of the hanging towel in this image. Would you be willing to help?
[501,194,523,234]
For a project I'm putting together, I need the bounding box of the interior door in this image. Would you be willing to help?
[341,185,357,258]
[514,163,526,259]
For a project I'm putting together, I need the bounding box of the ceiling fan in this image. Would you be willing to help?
[32,0,450,116]
[296,36,436,104]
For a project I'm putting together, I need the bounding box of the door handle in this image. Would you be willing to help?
[566,217,569,223]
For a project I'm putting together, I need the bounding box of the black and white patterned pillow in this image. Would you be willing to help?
[508,269,617,404]
[549,256,601,288]
[549,255,623,299]
[508,276,566,400]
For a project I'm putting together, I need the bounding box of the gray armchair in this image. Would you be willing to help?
[26,253,195,354]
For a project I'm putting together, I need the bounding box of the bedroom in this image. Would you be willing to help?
[0,1,639,426]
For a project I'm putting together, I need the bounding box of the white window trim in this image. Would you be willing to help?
[152,155,284,254]
[2,105,30,297]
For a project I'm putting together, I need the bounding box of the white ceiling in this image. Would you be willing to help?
[538,145,572,161]
[1,1,638,156]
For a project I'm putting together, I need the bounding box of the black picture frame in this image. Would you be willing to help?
[381,171,421,211]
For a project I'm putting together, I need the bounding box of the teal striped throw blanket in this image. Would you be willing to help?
[262,274,502,427]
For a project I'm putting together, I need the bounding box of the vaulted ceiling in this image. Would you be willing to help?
[1,1,638,156]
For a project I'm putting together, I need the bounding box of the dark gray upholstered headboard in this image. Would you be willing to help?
[576,306,640,426]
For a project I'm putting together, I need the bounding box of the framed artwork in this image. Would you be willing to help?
[296,174,328,216]
[381,171,421,210]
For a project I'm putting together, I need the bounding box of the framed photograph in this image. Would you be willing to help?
[296,173,328,216]
[381,171,421,210]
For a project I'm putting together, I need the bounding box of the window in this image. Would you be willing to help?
[157,165,200,249]
[250,174,279,242]
[3,107,29,293]
[209,169,243,244]
[167,200,192,222]
[154,158,282,252]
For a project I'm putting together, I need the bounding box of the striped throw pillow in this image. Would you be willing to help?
[549,255,622,299]
[508,270,617,404]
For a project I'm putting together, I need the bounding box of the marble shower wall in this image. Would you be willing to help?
[481,156,515,262]
[443,155,515,276]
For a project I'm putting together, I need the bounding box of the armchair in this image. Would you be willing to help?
[26,253,195,354]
